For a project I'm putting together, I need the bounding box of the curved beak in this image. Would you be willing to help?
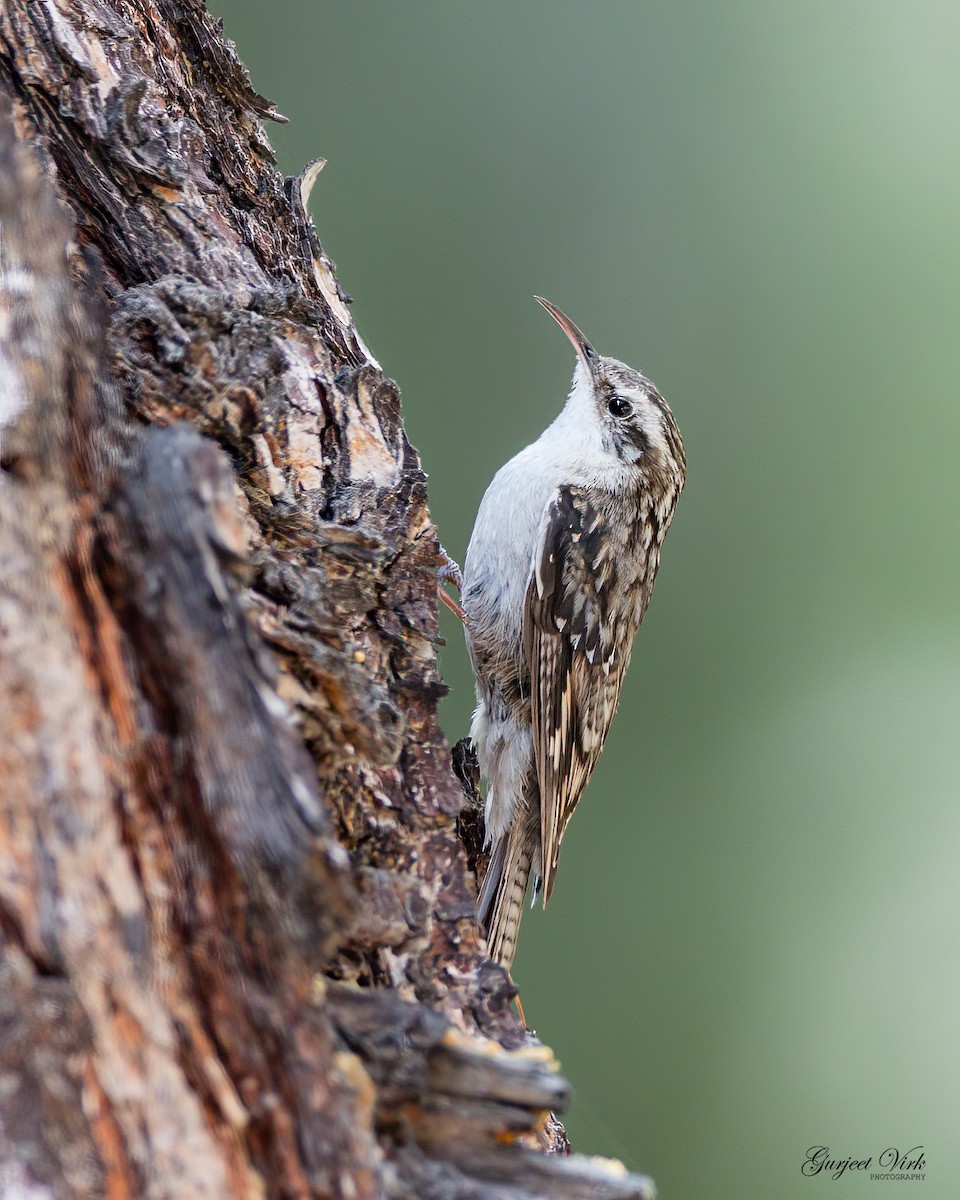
[534,296,598,374]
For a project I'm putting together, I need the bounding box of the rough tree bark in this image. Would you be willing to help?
[0,3,654,1197]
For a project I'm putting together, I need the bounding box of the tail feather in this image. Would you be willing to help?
[476,802,537,970]
[476,836,507,933]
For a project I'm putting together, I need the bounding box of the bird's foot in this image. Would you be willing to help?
[437,543,464,590]
[437,543,468,625]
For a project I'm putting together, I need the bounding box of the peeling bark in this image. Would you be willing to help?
[0,3,654,1197]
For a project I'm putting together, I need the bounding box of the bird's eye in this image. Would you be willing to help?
[607,395,632,418]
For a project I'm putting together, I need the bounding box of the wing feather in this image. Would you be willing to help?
[524,486,631,904]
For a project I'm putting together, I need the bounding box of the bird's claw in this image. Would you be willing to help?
[437,543,464,590]
[437,543,468,625]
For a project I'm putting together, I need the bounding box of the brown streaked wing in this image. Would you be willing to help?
[524,486,630,904]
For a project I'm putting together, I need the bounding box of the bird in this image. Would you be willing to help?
[458,297,686,969]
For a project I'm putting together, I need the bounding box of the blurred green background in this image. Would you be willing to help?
[208,2,959,1195]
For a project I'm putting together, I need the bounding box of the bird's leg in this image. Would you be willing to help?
[511,982,527,1028]
[437,543,468,625]
[439,588,468,623]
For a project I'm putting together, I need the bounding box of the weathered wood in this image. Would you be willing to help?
[0,2,655,1197]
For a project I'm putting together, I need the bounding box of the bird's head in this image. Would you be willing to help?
[535,296,686,491]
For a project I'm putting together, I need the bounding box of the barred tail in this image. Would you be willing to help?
[476,802,537,970]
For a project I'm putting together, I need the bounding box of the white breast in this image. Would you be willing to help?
[462,442,559,657]
[462,365,631,662]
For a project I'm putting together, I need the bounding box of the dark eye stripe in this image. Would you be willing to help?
[626,424,649,453]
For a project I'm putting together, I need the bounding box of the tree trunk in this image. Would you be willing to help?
[0,3,652,1197]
